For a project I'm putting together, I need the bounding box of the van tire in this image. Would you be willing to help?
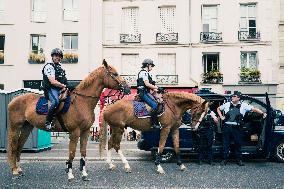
[274,140,284,163]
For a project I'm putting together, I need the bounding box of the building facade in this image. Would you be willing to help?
[0,0,282,107]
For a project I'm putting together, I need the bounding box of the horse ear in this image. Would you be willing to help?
[102,59,109,69]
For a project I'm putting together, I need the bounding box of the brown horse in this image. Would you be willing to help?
[7,60,130,180]
[99,92,209,174]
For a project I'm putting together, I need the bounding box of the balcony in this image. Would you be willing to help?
[156,33,178,43]
[120,34,141,43]
[200,32,222,42]
[239,68,261,83]
[156,75,178,85]
[202,70,223,84]
[238,31,260,41]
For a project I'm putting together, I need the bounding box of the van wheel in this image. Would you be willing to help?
[274,140,284,163]
[151,149,175,163]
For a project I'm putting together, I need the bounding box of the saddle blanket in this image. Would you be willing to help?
[133,101,165,118]
[36,96,71,115]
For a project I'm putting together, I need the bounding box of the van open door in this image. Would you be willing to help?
[259,92,274,158]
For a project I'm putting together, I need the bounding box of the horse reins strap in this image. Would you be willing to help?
[73,91,100,99]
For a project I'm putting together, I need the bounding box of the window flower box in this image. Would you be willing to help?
[202,70,223,84]
[239,68,261,83]
[0,52,4,64]
[28,52,45,64]
[62,52,78,64]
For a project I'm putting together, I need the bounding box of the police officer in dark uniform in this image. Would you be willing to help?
[217,91,266,166]
[137,59,161,129]
[196,103,218,165]
[42,48,68,130]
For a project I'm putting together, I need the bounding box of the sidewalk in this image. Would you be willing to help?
[0,139,151,161]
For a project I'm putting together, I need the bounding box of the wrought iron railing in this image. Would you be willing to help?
[238,31,260,41]
[120,34,141,43]
[156,33,178,43]
[200,32,222,42]
[156,75,178,85]
[121,75,136,85]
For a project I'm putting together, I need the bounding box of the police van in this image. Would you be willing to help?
[137,89,284,163]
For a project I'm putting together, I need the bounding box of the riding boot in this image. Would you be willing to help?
[45,108,56,130]
[150,110,161,129]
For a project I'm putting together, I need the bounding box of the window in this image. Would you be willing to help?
[0,0,5,22]
[202,5,218,33]
[240,4,257,38]
[31,35,46,54]
[159,6,176,33]
[157,53,176,74]
[203,53,219,73]
[63,0,78,21]
[121,54,139,75]
[0,35,4,64]
[121,7,139,34]
[62,33,78,63]
[240,52,258,69]
[31,0,47,22]
[63,33,78,52]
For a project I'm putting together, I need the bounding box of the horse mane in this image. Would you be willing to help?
[76,66,104,90]
[165,92,205,104]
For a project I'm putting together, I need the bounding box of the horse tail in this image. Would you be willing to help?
[99,112,108,159]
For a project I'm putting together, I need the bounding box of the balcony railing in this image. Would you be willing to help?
[200,32,222,42]
[238,31,260,41]
[120,34,141,43]
[156,33,178,43]
[156,75,178,85]
[121,75,136,85]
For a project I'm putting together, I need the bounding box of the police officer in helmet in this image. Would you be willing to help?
[137,59,161,129]
[217,91,266,166]
[42,48,68,130]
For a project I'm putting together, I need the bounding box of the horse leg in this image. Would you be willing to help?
[113,127,131,173]
[66,129,80,181]
[79,129,90,181]
[15,122,34,175]
[155,127,171,174]
[172,128,186,171]
[106,131,116,171]
[7,122,21,177]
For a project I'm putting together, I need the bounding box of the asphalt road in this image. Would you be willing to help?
[0,159,283,189]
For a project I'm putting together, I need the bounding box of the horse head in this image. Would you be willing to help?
[102,59,131,95]
[190,100,210,130]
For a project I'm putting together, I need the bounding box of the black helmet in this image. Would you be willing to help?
[232,91,242,98]
[51,48,63,58]
[141,59,155,68]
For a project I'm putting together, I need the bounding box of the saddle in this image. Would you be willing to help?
[36,89,71,115]
[133,93,165,118]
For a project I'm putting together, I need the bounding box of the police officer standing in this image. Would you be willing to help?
[196,103,218,165]
[217,91,266,166]
[137,59,161,129]
[42,48,68,130]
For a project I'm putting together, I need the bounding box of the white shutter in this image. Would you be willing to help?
[157,53,176,74]
[122,7,139,34]
[159,7,175,33]
[63,0,78,21]
[240,4,256,31]
[32,0,47,22]
[202,5,218,32]
[121,54,139,75]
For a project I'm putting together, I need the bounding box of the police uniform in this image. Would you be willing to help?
[42,62,67,127]
[219,101,252,163]
[197,110,217,164]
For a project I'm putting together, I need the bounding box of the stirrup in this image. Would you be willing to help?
[45,121,54,131]
[151,123,161,130]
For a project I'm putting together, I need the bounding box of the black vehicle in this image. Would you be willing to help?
[137,89,284,163]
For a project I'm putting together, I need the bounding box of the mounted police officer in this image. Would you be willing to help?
[217,91,266,166]
[137,59,161,129]
[42,48,68,130]
[195,102,218,165]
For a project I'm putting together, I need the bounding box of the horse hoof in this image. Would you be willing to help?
[157,170,165,174]
[12,174,20,180]
[82,176,90,181]
[125,168,132,173]
[108,164,116,171]
[180,165,186,171]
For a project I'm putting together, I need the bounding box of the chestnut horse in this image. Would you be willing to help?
[7,60,130,180]
[99,92,209,174]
